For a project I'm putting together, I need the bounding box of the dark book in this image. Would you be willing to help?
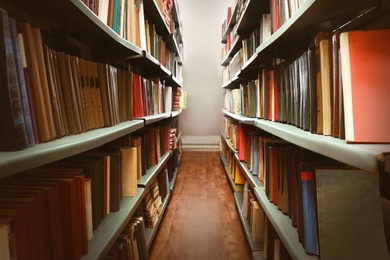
[316,169,389,259]
[0,9,28,151]
[331,32,340,137]
[307,43,317,134]
[298,51,310,131]
[9,17,35,146]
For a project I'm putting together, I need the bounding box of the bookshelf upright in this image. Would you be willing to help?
[220,0,390,259]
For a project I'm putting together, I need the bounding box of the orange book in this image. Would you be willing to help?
[340,29,390,143]
[17,22,56,143]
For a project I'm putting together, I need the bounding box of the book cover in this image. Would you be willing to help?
[0,10,28,150]
[316,169,389,259]
[340,29,390,143]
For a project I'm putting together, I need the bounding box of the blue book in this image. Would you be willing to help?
[300,166,319,255]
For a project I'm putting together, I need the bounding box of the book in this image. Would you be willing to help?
[121,146,138,197]
[0,218,13,260]
[9,17,35,146]
[318,32,332,136]
[316,169,389,259]
[340,29,390,143]
[0,10,28,150]
[307,43,317,134]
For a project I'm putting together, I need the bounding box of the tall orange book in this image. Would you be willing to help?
[340,29,390,143]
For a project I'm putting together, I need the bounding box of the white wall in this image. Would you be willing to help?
[178,0,231,150]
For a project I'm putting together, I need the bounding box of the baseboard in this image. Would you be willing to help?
[181,135,220,151]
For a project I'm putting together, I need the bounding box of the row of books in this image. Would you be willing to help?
[0,121,175,259]
[144,18,181,74]
[143,180,163,228]
[82,0,180,70]
[0,168,88,260]
[242,182,265,243]
[270,0,306,34]
[241,13,271,64]
[241,183,292,259]
[220,141,245,189]
[224,28,390,143]
[155,0,174,32]
[223,121,388,257]
[116,124,172,177]
[222,10,270,85]
[83,0,144,47]
[104,216,148,260]
[0,8,180,151]
[220,135,295,259]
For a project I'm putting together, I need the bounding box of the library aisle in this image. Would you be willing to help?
[149,151,252,259]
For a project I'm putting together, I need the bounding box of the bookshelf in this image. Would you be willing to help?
[145,191,171,249]
[0,120,144,177]
[81,188,146,260]
[220,0,390,259]
[0,0,184,258]
[138,152,173,188]
[234,192,263,252]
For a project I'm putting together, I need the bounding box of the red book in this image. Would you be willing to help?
[340,29,390,143]
[238,124,246,161]
[132,73,145,117]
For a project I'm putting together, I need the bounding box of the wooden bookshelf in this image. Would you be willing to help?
[81,188,146,260]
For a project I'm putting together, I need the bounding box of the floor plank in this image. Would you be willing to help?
[149,151,252,260]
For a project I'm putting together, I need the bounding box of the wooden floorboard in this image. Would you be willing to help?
[149,151,252,260]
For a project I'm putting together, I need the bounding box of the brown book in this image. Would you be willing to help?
[125,68,133,121]
[31,26,57,140]
[78,57,94,130]
[118,68,127,122]
[307,43,317,134]
[121,146,138,197]
[69,55,87,132]
[97,62,112,127]
[0,218,15,260]
[0,188,50,260]
[42,44,66,137]
[88,60,104,128]
[314,32,333,136]
[50,49,70,135]
[0,180,66,260]
[331,32,340,137]
[108,65,120,125]
[0,10,28,150]
[56,51,80,134]
[27,168,87,258]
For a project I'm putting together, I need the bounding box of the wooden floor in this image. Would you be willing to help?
[149,151,252,260]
